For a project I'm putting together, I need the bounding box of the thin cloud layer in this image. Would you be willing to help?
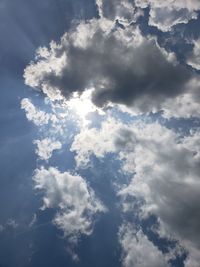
[34,167,106,242]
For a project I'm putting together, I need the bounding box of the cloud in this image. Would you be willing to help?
[71,117,200,263]
[187,38,200,70]
[24,19,199,117]
[117,124,200,265]
[96,0,143,25]
[71,117,121,167]
[119,76,200,118]
[21,98,50,126]
[161,77,200,118]
[119,223,169,267]
[33,138,62,160]
[135,0,200,31]
[0,219,19,233]
[96,0,200,32]
[34,167,106,242]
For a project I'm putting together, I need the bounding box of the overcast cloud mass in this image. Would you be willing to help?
[1,0,200,267]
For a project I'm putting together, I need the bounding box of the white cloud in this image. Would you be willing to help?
[21,98,50,126]
[34,167,106,242]
[187,38,200,70]
[33,138,62,160]
[96,0,143,26]
[71,117,200,263]
[135,0,200,31]
[119,223,169,267]
[71,117,122,167]
[97,0,200,31]
[116,125,200,264]
[162,86,200,119]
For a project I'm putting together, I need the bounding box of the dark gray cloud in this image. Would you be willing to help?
[24,20,197,113]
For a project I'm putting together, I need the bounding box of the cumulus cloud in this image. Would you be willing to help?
[96,0,200,32]
[187,38,200,70]
[24,19,200,117]
[119,223,169,267]
[71,118,200,264]
[33,138,62,160]
[116,124,200,251]
[21,98,50,126]
[71,117,121,167]
[162,85,200,119]
[34,167,106,242]
[96,0,143,25]
[135,0,200,31]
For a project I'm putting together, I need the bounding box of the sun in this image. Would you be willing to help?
[66,89,104,126]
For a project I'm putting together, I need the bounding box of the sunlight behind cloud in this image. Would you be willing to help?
[66,89,104,126]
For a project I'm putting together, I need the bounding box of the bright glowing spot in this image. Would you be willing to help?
[66,89,104,126]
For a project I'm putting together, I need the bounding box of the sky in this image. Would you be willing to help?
[1,1,200,267]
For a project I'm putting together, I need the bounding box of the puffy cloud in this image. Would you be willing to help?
[97,0,200,31]
[187,38,200,70]
[96,0,143,25]
[117,125,200,264]
[162,79,200,118]
[21,98,50,126]
[33,138,62,160]
[119,223,169,267]
[71,117,122,167]
[135,0,200,31]
[34,167,106,241]
[24,19,199,117]
[71,118,200,263]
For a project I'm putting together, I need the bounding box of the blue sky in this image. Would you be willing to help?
[1,1,200,267]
